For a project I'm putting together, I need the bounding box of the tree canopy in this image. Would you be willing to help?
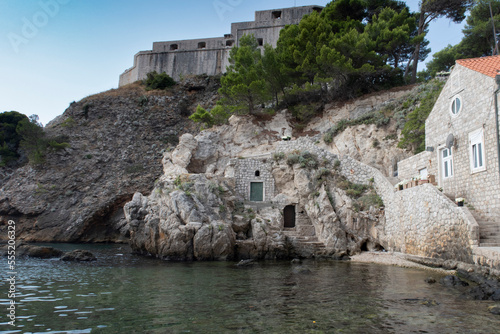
[421,0,500,78]
[0,111,29,166]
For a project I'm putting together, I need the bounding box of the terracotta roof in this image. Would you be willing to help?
[456,55,500,78]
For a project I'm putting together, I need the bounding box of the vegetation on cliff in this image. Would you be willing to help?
[0,112,70,166]
[191,0,474,131]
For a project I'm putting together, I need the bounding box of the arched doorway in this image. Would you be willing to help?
[284,205,296,228]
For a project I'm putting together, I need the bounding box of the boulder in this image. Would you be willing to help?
[21,245,64,258]
[61,250,96,261]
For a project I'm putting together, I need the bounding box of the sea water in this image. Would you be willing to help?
[0,244,498,333]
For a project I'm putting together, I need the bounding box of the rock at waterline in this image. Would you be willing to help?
[292,266,312,275]
[425,277,436,284]
[1,244,63,258]
[440,275,469,287]
[488,305,500,315]
[61,250,96,262]
[236,259,254,267]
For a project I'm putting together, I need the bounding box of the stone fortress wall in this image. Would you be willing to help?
[119,5,323,86]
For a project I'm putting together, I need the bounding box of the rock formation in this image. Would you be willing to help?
[0,76,220,242]
[124,124,387,260]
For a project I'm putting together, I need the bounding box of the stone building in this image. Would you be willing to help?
[233,158,275,202]
[119,5,323,86]
[398,55,500,243]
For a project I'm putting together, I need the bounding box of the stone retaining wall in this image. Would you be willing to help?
[278,138,480,263]
[339,154,479,262]
[397,151,433,181]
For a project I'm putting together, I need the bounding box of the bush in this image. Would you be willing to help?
[189,104,230,128]
[358,193,384,210]
[0,111,29,166]
[144,71,176,90]
[398,80,444,153]
[273,152,285,161]
[286,153,300,166]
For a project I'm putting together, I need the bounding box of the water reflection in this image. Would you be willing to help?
[0,244,498,333]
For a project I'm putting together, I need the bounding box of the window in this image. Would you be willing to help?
[255,170,260,177]
[441,148,453,179]
[469,128,486,173]
[419,168,428,180]
[257,38,263,46]
[226,40,234,47]
[450,95,461,116]
[198,42,206,49]
[170,44,178,50]
[272,11,282,19]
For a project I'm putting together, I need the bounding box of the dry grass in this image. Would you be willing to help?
[81,81,176,103]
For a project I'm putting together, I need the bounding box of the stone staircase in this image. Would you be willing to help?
[477,219,500,247]
[282,216,327,258]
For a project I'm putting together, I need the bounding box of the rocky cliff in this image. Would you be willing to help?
[124,131,385,260]
[0,80,416,251]
[0,76,220,242]
[123,84,417,260]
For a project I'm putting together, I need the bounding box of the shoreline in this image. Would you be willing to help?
[349,251,456,275]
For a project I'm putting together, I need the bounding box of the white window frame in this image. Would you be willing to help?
[469,128,486,173]
[441,147,454,179]
[450,95,462,117]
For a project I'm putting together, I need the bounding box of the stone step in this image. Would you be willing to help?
[480,224,500,227]
[479,242,500,247]
[296,225,316,236]
[481,238,500,242]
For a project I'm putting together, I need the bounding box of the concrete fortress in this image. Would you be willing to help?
[119,5,323,87]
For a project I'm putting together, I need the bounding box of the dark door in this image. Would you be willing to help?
[250,182,264,201]
[284,205,296,228]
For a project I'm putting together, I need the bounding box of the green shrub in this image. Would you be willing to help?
[144,71,176,90]
[358,193,384,210]
[297,151,318,169]
[316,167,331,180]
[286,153,300,166]
[48,140,70,150]
[60,116,76,128]
[273,152,285,161]
[398,80,444,153]
[138,95,148,107]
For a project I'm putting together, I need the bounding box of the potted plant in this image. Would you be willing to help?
[455,197,465,207]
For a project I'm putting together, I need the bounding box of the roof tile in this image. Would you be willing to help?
[456,55,500,78]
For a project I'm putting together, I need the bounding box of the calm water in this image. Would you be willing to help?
[1,244,499,334]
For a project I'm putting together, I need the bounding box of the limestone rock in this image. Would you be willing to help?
[61,250,96,261]
[0,76,220,243]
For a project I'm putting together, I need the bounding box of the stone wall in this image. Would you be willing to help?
[339,154,479,262]
[424,64,500,221]
[119,5,322,86]
[277,138,480,262]
[233,158,275,201]
[397,151,434,181]
[276,137,338,162]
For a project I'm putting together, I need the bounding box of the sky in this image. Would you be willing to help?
[1,0,467,125]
